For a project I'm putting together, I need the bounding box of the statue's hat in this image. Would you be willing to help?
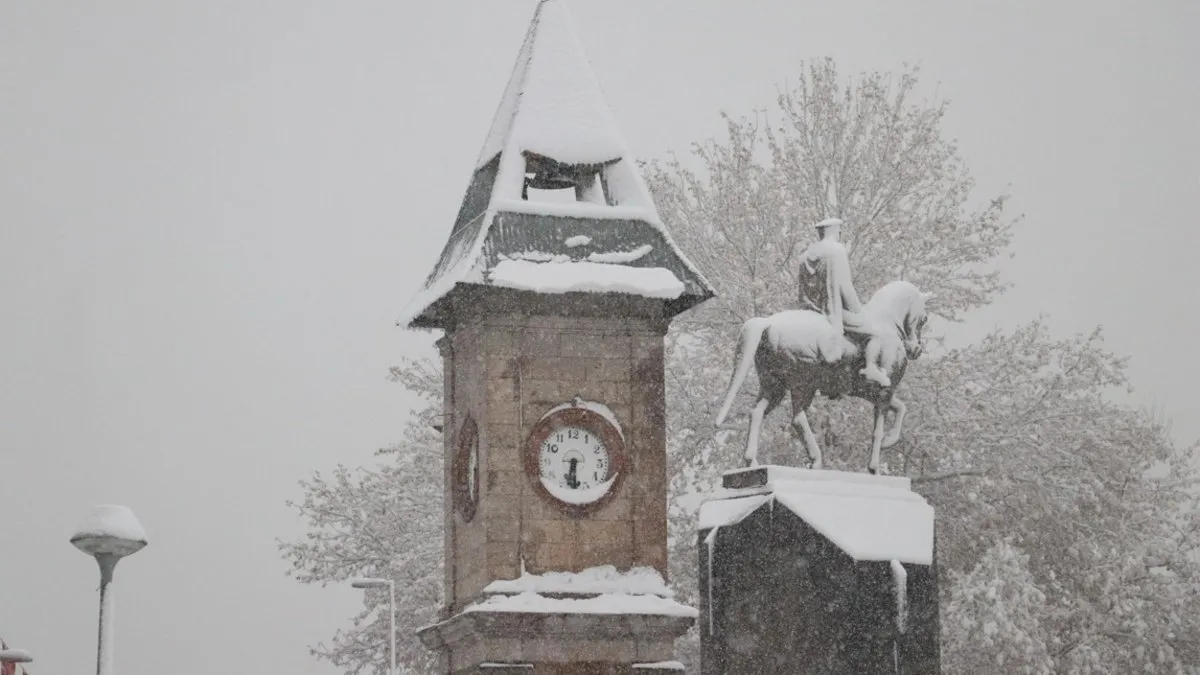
[814,217,844,230]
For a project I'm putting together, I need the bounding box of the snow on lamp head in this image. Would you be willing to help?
[0,648,33,664]
[70,504,148,559]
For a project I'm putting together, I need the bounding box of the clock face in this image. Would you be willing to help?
[538,425,613,490]
[524,400,627,514]
[467,439,478,503]
[453,416,480,522]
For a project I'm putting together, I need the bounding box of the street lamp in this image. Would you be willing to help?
[70,505,148,675]
[350,577,395,675]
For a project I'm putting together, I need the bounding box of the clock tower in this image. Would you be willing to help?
[404,1,713,672]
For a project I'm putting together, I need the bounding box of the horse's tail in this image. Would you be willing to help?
[715,317,769,428]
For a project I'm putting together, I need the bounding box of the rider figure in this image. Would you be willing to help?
[796,218,893,387]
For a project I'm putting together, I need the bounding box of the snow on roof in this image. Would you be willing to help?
[477,0,626,170]
[478,0,665,217]
[70,504,147,543]
[483,564,674,597]
[395,0,716,330]
[395,214,491,329]
[588,244,652,264]
[489,198,658,223]
[489,258,684,299]
[465,591,698,618]
[482,0,665,214]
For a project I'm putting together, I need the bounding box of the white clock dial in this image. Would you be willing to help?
[467,441,478,503]
[537,425,612,490]
[455,416,481,522]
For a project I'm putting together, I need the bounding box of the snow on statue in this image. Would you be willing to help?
[796,218,894,387]
[715,217,932,473]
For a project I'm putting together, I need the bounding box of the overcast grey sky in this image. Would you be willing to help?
[1,1,1196,673]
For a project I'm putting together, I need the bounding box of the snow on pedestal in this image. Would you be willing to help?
[766,469,931,564]
[698,466,941,674]
[699,467,933,564]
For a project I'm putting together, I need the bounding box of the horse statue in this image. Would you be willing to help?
[714,280,932,474]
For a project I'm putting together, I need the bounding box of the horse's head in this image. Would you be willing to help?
[863,281,933,361]
[902,290,933,360]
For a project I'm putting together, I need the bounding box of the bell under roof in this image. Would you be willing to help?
[397,0,714,330]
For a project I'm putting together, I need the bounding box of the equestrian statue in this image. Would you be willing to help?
[714,218,932,474]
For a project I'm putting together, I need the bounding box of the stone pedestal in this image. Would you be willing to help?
[698,466,940,674]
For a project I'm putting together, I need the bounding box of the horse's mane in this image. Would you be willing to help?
[864,280,923,330]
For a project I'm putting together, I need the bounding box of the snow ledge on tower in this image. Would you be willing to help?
[462,564,698,619]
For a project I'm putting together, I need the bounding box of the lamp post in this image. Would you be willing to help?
[70,505,148,675]
[350,577,395,675]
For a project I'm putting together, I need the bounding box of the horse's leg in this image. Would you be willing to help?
[745,381,786,468]
[881,396,907,449]
[789,384,822,470]
[860,337,892,387]
[868,401,888,474]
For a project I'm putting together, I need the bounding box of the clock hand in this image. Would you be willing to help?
[565,458,580,489]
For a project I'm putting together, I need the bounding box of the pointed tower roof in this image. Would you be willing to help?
[476,0,627,171]
[398,0,714,330]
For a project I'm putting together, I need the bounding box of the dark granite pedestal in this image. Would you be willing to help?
[698,466,940,674]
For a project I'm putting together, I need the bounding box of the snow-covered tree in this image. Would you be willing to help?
[944,539,1055,674]
[280,59,1200,673]
[647,59,1012,328]
[277,358,443,675]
